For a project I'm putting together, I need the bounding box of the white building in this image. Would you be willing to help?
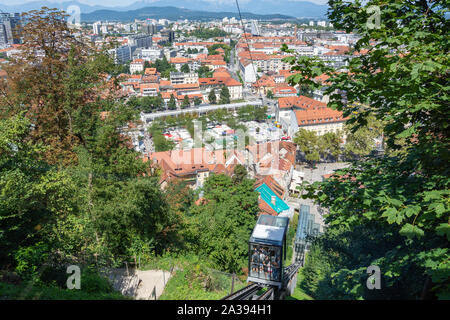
[130,59,145,74]
[250,20,261,36]
[93,21,101,35]
[141,47,162,62]
[170,72,199,85]
[289,170,305,195]
[239,59,257,84]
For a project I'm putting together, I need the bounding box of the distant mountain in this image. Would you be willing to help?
[0,0,328,18]
[0,1,109,14]
[133,0,328,19]
[81,6,296,22]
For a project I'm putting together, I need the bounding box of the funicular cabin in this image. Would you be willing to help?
[248,215,290,288]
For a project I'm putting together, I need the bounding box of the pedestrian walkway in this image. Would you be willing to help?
[135,270,172,300]
[103,268,171,300]
[296,162,350,183]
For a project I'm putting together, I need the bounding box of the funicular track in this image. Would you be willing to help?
[222,263,301,300]
[221,283,263,300]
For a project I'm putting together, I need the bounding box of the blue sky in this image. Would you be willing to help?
[0,0,329,7]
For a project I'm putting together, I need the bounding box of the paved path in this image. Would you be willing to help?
[135,270,172,300]
[104,268,171,300]
[287,162,350,232]
[296,162,350,183]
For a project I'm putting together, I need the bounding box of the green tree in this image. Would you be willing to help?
[288,0,449,299]
[343,115,384,160]
[181,95,190,109]
[168,94,177,110]
[180,63,190,73]
[189,27,229,40]
[219,86,230,104]
[186,174,258,273]
[232,164,248,184]
[319,131,342,161]
[197,66,213,78]
[266,90,274,99]
[0,8,120,165]
[0,115,76,266]
[149,122,175,152]
[208,90,217,105]
[0,9,180,280]
[193,97,202,106]
[294,129,321,165]
[237,105,267,122]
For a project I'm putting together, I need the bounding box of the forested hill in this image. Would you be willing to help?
[81,6,295,22]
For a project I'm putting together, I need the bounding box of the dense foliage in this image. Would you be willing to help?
[184,174,259,272]
[148,56,177,79]
[189,27,230,40]
[0,9,182,297]
[285,0,449,299]
[127,94,165,113]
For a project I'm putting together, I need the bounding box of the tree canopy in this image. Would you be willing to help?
[285,0,449,299]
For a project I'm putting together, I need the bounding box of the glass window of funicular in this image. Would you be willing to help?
[249,243,282,282]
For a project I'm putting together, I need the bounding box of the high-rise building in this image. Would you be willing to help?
[108,45,137,64]
[93,21,101,35]
[161,30,175,43]
[250,20,261,36]
[128,34,153,49]
[142,23,157,35]
[0,13,21,45]
[101,25,108,34]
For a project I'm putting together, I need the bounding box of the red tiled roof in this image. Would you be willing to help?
[278,96,326,109]
[172,83,200,90]
[140,84,160,94]
[159,80,171,86]
[252,75,276,88]
[258,199,278,216]
[198,77,241,87]
[206,60,226,66]
[170,57,189,64]
[131,59,145,64]
[272,85,297,95]
[295,107,346,126]
[206,54,224,61]
[145,68,157,75]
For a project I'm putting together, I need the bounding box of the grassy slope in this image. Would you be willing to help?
[0,282,128,300]
[141,254,247,300]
